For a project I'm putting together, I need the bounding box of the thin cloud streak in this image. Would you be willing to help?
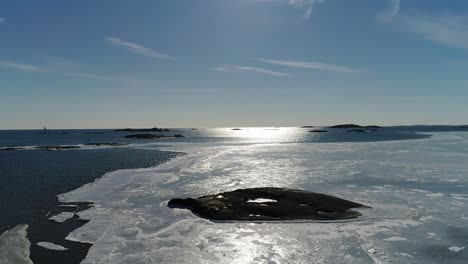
[288,0,324,20]
[377,0,400,23]
[0,60,144,84]
[401,11,468,50]
[215,65,288,76]
[0,61,46,73]
[260,58,365,74]
[107,37,176,60]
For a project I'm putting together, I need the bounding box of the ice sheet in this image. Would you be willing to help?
[58,132,468,263]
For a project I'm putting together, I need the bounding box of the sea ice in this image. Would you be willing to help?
[0,225,33,264]
[36,242,68,251]
[56,132,468,263]
[49,212,75,223]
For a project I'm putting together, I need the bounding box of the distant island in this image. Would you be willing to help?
[328,124,382,129]
[115,127,170,132]
[124,134,184,139]
[309,129,328,133]
[84,143,129,147]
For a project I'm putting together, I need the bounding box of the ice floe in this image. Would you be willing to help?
[448,246,465,253]
[37,241,68,251]
[49,212,75,223]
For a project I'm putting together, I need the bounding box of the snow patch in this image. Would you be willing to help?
[448,246,465,253]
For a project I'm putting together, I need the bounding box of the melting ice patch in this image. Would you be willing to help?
[58,132,468,263]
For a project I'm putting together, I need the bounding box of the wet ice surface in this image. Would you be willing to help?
[58,132,468,263]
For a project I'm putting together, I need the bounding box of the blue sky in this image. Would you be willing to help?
[1,0,468,128]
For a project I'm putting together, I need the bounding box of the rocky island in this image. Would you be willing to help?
[84,143,129,147]
[115,127,171,132]
[329,124,381,129]
[0,147,25,151]
[168,187,370,221]
[124,134,184,139]
[309,129,328,133]
[35,145,81,151]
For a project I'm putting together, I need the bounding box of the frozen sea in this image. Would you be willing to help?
[1,126,468,263]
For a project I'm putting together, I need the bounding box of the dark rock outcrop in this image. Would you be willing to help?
[329,124,381,129]
[35,146,81,151]
[168,187,370,221]
[84,143,129,147]
[231,128,242,131]
[309,130,328,133]
[124,134,162,139]
[301,126,315,128]
[329,124,363,129]
[0,147,24,151]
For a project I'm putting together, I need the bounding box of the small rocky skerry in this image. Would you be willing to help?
[168,187,370,221]
[124,134,184,139]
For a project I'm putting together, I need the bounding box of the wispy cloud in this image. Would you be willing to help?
[0,61,46,73]
[0,17,6,24]
[287,0,324,20]
[0,60,143,84]
[214,65,288,76]
[107,37,176,61]
[401,11,468,50]
[377,0,400,23]
[260,58,365,74]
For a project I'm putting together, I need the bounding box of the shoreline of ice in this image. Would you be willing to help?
[0,225,33,264]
